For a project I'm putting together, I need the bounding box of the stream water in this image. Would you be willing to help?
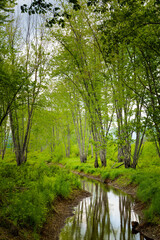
[60,177,149,240]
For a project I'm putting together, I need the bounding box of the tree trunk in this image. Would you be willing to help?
[99,148,106,167]
[71,101,88,163]
[9,107,32,166]
[16,151,27,166]
[118,146,124,162]
[52,126,55,152]
[123,142,131,168]
[80,153,87,163]
[2,146,7,160]
[94,151,99,168]
[67,124,71,157]
[132,131,140,169]
[116,106,124,163]
[0,117,9,160]
[154,137,160,158]
[91,143,93,158]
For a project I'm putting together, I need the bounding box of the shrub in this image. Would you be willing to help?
[53,171,80,198]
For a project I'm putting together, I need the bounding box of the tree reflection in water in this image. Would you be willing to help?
[60,179,147,240]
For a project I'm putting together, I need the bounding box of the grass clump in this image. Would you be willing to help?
[53,171,80,198]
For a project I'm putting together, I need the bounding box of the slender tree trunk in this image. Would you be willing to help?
[67,124,71,157]
[0,119,9,160]
[91,143,94,158]
[94,150,99,168]
[154,137,160,158]
[118,146,124,162]
[116,107,125,162]
[80,153,87,163]
[132,101,147,168]
[52,126,55,152]
[123,103,131,168]
[2,135,8,160]
[123,141,131,168]
[93,130,99,168]
[71,99,88,163]
[132,133,140,169]
[99,148,106,167]
[10,111,26,166]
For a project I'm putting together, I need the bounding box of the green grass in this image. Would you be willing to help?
[131,169,160,222]
[0,153,81,238]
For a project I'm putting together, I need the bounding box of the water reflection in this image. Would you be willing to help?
[60,179,147,240]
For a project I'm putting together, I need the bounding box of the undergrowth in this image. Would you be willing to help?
[0,159,80,235]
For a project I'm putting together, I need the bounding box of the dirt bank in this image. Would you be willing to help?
[40,189,91,240]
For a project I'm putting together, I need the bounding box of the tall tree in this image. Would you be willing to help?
[7,13,48,165]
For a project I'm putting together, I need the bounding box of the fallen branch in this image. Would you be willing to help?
[111,163,124,169]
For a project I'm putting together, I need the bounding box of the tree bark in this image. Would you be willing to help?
[94,151,99,168]
[67,124,71,157]
[9,111,27,166]
[99,148,106,167]
[123,142,131,168]
[80,153,87,163]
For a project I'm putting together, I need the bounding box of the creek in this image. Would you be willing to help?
[59,177,149,240]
